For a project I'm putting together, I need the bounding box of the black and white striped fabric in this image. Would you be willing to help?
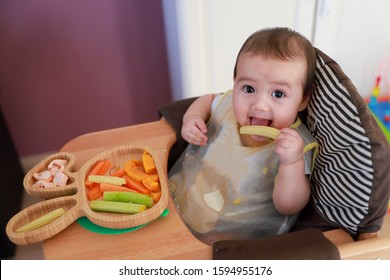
[306,52,374,235]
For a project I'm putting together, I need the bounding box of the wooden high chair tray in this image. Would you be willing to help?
[6,144,169,245]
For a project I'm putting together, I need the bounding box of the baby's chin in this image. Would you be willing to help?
[250,134,273,144]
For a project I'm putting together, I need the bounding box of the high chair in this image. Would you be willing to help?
[159,48,390,259]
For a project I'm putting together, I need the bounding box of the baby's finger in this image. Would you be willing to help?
[278,128,299,138]
[193,119,207,134]
[189,129,208,146]
[275,137,291,150]
[276,129,299,144]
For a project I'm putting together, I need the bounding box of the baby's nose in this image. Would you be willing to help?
[252,94,270,112]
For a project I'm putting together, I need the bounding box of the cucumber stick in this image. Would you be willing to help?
[89,200,146,214]
[104,191,154,208]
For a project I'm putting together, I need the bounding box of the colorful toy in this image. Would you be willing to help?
[387,192,390,214]
[367,72,390,144]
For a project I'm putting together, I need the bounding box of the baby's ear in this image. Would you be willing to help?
[298,95,310,111]
[298,86,314,111]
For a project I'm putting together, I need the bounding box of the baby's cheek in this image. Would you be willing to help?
[232,101,247,125]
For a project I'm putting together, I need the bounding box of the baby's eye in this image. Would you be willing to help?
[243,85,255,94]
[272,90,285,98]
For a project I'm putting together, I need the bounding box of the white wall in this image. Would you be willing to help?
[163,0,315,99]
[204,0,320,95]
[313,0,390,97]
[163,0,390,100]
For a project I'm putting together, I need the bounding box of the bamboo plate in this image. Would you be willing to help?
[6,145,169,245]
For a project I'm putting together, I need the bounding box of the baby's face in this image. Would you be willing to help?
[232,53,307,144]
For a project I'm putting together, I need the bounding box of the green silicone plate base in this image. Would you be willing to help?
[76,208,169,234]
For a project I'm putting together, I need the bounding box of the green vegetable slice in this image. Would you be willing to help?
[103,191,154,208]
[89,200,146,214]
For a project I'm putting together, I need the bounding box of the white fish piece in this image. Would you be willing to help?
[48,159,68,169]
[53,172,69,187]
[49,165,62,176]
[32,158,69,188]
[33,180,55,188]
[32,170,52,181]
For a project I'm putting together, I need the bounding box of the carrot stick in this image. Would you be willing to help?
[100,183,136,193]
[97,160,112,175]
[123,175,151,194]
[85,160,106,188]
[111,168,125,177]
[88,187,103,200]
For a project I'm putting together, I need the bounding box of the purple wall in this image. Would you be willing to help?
[0,0,172,156]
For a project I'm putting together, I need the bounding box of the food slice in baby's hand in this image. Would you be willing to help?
[240,126,280,140]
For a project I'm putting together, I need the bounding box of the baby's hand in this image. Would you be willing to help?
[181,114,208,146]
[274,128,304,165]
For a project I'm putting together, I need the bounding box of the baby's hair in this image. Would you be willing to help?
[233,27,316,100]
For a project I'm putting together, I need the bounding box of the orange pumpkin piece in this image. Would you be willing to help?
[143,177,160,192]
[125,160,159,183]
[151,192,161,203]
[142,150,157,174]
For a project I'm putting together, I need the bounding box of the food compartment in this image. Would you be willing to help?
[9,197,77,233]
[6,196,78,245]
[23,152,77,199]
[80,145,169,229]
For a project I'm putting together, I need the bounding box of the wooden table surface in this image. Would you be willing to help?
[43,119,212,259]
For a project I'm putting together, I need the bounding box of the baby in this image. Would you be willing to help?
[169,27,317,245]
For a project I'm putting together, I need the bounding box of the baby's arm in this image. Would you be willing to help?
[181,93,216,146]
[272,128,310,215]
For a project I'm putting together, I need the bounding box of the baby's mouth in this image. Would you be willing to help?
[250,117,272,127]
[241,117,275,145]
